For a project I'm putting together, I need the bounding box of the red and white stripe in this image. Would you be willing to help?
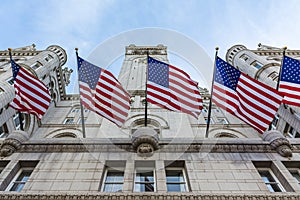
[10,68,51,119]
[147,65,203,118]
[79,69,130,127]
[213,73,283,133]
[279,81,300,106]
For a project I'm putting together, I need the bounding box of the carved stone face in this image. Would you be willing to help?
[137,143,154,157]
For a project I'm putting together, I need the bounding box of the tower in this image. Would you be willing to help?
[226,44,300,138]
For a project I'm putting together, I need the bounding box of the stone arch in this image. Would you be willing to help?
[125,114,169,136]
[54,132,77,138]
[208,128,247,138]
[45,128,83,138]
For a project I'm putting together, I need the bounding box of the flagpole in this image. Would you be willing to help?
[268,46,287,131]
[75,48,86,138]
[8,48,24,131]
[145,50,149,127]
[276,46,287,90]
[205,47,219,138]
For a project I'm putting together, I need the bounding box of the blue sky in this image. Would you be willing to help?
[1,0,299,93]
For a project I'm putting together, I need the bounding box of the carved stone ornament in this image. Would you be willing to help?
[12,44,36,51]
[62,67,73,86]
[131,127,159,157]
[0,192,300,200]
[0,130,29,157]
[263,130,293,157]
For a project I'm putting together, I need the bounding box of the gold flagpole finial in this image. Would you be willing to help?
[283,46,287,50]
[8,48,12,52]
[75,48,78,52]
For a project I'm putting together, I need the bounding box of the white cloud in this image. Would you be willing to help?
[2,0,300,93]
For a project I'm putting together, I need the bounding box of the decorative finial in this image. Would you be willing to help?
[75,48,78,51]
[283,46,287,50]
[8,48,12,52]
[215,47,219,51]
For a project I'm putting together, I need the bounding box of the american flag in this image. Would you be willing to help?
[9,59,51,119]
[279,56,300,106]
[147,57,203,118]
[77,56,130,127]
[213,57,283,133]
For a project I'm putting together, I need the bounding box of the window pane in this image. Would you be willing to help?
[16,171,32,182]
[290,172,300,183]
[269,183,282,192]
[259,171,276,182]
[135,171,154,182]
[106,171,124,182]
[103,184,123,192]
[10,170,33,191]
[135,183,154,192]
[167,183,186,192]
[166,170,184,182]
[258,170,283,192]
[10,183,25,192]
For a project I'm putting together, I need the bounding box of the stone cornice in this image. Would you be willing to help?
[16,138,300,154]
[126,44,167,55]
[0,51,42,57]
[0,193,299,200]
[253,50,300,57]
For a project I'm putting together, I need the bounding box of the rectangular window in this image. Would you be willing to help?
[286,125,300,138]
[268,71,278,79]
[282,162,300,185]
[0,161,9,174]
[166,168,188,192]
[9,168,34,191]
[216,117,228,124]
[30,61,43,70]
[102,170,124,192]
[5,161,38,192]
[253,161,289,192]
[258,169,284,192]
[134,161,155,192]
[289,170,300,184]
[165,161,189,192]
[271,114,279,130]
[13,113,25,130]
[239,54,249,61]
[63,118,75,124]
[0,124,8,138]
[101,161,125,192]
[6,77,14,85]
[251,61,263,69]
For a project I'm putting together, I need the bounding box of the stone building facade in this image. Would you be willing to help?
[0,44,299,199]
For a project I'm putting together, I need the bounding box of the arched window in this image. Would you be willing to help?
[54,132,77,138]
[131,118,161,135]
[214,132,238,138]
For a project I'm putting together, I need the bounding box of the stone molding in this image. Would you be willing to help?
[263,130,293,157]
[131,127,159,157]
[0,193,299,200]
[0,130,29,157]
[17,140,300,154]
[126,44,167,55]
